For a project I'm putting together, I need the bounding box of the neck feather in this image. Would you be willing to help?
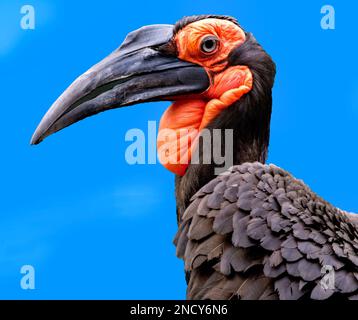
[175,33,276,220]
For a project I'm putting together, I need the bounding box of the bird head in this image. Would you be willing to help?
[31,15,275,176]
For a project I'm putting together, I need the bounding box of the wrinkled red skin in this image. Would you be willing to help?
[157,19,253,176]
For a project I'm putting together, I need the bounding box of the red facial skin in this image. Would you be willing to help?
[157,19,253,176]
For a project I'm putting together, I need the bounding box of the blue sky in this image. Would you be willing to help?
[0,0,357,299]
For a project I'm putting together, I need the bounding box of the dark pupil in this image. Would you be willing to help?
[203,39,216,52]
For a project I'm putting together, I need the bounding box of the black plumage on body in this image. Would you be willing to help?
[174,162,358,300]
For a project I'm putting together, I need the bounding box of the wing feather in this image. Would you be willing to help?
[174,162,358,300]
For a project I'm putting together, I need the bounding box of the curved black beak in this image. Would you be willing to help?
[31,24,210,145]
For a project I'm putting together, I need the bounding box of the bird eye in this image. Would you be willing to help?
[200,36,219,54]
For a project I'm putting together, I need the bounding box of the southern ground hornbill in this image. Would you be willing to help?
[31,15,358,300]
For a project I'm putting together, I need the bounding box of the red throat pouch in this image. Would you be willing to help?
[157,65,253,176]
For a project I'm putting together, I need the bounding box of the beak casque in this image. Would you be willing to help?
[31,24,209,145]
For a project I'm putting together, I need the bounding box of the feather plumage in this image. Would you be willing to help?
[174,162,358,300]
